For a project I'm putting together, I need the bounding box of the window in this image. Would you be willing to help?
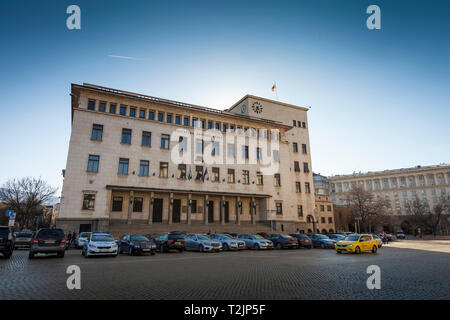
[91,124,103,141]
[297,121,301,127]
[192,118,198,127]
[160,162,168,178]
[148,110,155,120]
[303,162,310,173]
[227,169,235,183]
[294,161,300,172]
[242,170,250,184]
[158,112,164,122]
[293,143,298,153]
[273,150,280,162]
[296,181,301,192]
[118,158,129,175]
[129,107,136,117]
[302,144,307,154]
[201,119,206,129]
[293,120,297,127]
[242,146,249,159]
[133,197,143,212]
[257,172,263,185]
[88,100,96,110]
[196,139,203,154]
[321,217,325,223]
[87,155,100,172]
[297,205,303,217]
[99,102,106,112]
[139,109,146,119]
[112,197,123,212]
[302,122,306,128]
[161,134,170,149]
[195,166,203,180]
[82,194,95,210]
[276,203,283,215]
[222,124,227,133]
[211,142,220,156]
[142,131,151,147]
[320,205,325,211]
[227,144,235,157]
[121,129,132,144]
[120,106,128,115]
[109,103,116,114]
[215,122,220,131]
[191,200,197,213]
[167,114,173,123]
[184,117,189,126]
[256,147,262,160]
[305,182,311,193]
[178,136,188,152]
[178,164,186,179]
[139,160,149,176]
[212,167,219,182]
[274,174,281,186]
[327,205,332,211]
[207,121,213,129]
[175,115,181,125]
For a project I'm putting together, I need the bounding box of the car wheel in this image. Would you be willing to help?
[320,243,325,249]
[372,245,377,253]
[355,246,361,254]
[199,245,204,252]
[336,250,342,254]
[28,252,34,259]
[57,251,65,258]
[128,247,133,256]
[150,252,155,255]
[253,243,260,250]
[223,243,229,251]
[276,243,283,249]
[4,251,12,259]
[118,247,122,254]
[159,245,165,253]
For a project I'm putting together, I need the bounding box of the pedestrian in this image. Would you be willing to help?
[66,232,72,250]
[382,231,388,245]
[71,231,77,247]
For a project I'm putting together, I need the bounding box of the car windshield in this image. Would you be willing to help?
[17,233,32,237]
[130,235,149,241]
[80,233,91,238]
[197,235,210,240]
[251,235,264,239]
[38,229,64,239]
[344,235,360,241]
[91,235,114,242]
[280,235,292,239]
[168,234,185,240]
[316,235,329,239]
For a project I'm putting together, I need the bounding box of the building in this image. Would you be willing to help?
[57,83,316,235]
[312,173,336,233]
[329,164,450,232]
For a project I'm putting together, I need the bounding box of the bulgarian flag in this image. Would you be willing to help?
[272,83,276,92]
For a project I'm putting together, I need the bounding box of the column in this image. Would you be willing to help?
[127,190,134,224]
[147,191,154,224]
[235,196,240,225]
[187,193,192,224]
[168,192,173,224]
[251,197,256,224]
[106,188,112,221]
[220,195,225,224]
[203,195,208,224]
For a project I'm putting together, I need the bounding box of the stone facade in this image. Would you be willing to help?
[57,83,316,234]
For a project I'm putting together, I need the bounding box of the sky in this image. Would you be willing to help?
[0,0,449,193]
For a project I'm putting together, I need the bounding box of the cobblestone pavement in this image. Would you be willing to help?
[386,240,450,253]
[0,245,449,300]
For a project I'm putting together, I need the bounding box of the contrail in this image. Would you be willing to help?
[108,55,142,61]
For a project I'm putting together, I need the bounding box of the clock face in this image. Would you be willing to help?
[252,101,263,114]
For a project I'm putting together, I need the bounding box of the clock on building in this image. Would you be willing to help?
[252,101,263,114]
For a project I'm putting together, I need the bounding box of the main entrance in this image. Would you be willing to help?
[172,199,181,223]
[153,198,163,223]
[208,201,214,223]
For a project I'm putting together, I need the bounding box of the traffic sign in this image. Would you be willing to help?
[8,219,15,227]
[6,210,14,218]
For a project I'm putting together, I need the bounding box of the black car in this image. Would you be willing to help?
[118,234,156,256]
[289,234,313,248]
[29,228,66,259]
[154,232,186,252]
[14,231,33,249]
[267,234,298,249]
[0,226,14,259]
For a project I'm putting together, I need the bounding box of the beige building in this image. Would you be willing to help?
[329,164,450,217]
[312,173,336,234]
[57,83,316,235]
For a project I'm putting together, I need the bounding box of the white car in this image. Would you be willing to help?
[77,232,92,249]
[82,233,118,257]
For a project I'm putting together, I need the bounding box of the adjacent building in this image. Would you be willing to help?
[312,173,336,233]
[57,83,316,234]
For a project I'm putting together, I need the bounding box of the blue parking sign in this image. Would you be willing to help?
[6,210,14,218]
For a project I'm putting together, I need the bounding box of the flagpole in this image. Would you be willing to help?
[275,83,279,101]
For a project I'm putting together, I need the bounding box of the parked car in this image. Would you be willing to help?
[289,234,313,248]
[308,233,336,249]
[82,233,118,258]
[335,234,379,254]
[154,232,186,252]
[76,232,92,249]
[371,234,383,248]
[396,230,406,239]
[14,231,33,249]
[209,233,246,251]
[29,228,66,259]
[266,234,298,249]
[185,234,222,252]
[224,232,239,238]
[328,234,345,242]
[0,226,14,259]
[256,232,272,239]
[238,234,273,250]
[118,234,156,256]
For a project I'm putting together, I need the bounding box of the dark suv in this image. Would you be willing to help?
[154,232,186,252]
[29,228,66,259]
[14,231,33,249]
[267,234,298,249]
[0,226,14,259]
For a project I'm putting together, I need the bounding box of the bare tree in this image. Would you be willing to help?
[406,196,430,234]
[429,196,449,238]
[0,177,57,229]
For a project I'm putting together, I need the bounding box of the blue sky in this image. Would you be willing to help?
[0,0,449,191]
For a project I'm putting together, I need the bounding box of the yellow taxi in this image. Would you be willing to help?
[335,234,378,254]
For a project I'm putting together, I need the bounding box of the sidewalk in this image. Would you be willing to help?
[387,239,450,254]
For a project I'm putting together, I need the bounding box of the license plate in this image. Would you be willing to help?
[45,240,55,244]
[100,249,110,252]
[142,249,150,252]
[174,242,181,245]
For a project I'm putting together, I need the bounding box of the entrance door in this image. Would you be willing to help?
[172,199,181,223]
[208,201,214,223]
[152,198,163,223]
[79,224,91,233]
[224,201,229,223]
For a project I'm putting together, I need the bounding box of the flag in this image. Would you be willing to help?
[272,83,276,92]
[188,170,192,180]
[201,169,208,182]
